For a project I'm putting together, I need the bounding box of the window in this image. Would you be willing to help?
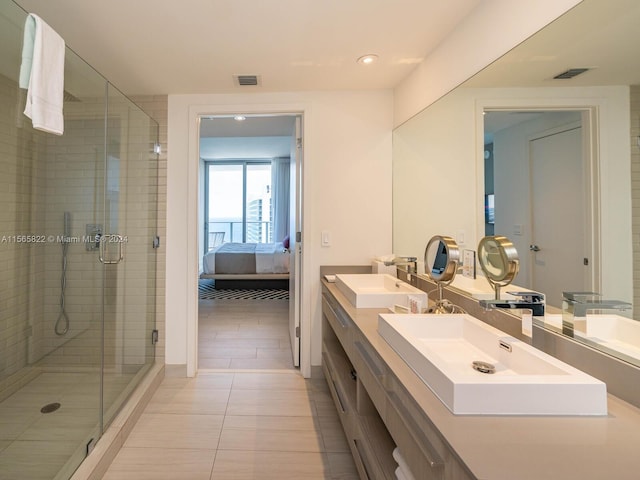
[204,160,272,251]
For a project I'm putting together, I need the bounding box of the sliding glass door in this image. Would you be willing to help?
[205,161,272,250]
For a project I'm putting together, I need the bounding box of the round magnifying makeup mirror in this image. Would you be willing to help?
[425,236,460,284]
[424,236,464,314]
[477,235,519,299]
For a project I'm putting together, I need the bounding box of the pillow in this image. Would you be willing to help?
[283,234,290,249]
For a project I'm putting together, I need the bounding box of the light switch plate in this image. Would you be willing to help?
[321,230,330,247]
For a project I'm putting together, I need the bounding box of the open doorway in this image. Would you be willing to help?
[196,114,303,370]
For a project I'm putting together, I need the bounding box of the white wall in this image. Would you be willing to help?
[393,89,478,257]
[393,0,582,127]
[167,90,393,373]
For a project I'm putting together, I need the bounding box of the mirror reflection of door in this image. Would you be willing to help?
[530,125,586,307]
[485,110,596,308]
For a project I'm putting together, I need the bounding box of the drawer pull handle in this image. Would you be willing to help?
[323,297,349,329]
[352,439,372,480]
[333,380,347,413]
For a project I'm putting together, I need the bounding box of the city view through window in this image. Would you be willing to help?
[206,162,272,249]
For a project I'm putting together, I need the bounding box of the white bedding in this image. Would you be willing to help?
[203,242,290,275]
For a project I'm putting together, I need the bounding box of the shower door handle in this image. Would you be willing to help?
[99,234,125,264]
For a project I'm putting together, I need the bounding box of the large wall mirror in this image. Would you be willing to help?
[393,0,640,363]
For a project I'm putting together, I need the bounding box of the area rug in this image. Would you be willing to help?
[198,279,289,300]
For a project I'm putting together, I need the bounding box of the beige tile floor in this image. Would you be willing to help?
[102,298,359,480]
[198,298,295,370]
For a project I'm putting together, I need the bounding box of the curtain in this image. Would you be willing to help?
[271,157,290,243]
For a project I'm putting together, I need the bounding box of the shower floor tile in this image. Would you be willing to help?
[0,371,130,480]
[0,440,80,480]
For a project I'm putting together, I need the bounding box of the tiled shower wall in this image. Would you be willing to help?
[40,105,106,369]
[0,73,45,388]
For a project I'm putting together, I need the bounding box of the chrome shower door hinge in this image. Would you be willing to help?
[86,438,97,456]
[151,329,159,345]
[153,235,160,249]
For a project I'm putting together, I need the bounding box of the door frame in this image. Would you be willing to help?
[185,103,309,377]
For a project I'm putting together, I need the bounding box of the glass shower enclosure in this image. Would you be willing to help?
[0,1,158,478]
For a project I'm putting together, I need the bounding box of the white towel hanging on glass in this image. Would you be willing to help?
[19,13,65,135]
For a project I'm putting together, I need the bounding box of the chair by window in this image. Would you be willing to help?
[209,231,225,250]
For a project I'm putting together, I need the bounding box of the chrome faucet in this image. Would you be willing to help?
[562,291,631,336]
[384,256,418,274]
[479,291,545,316]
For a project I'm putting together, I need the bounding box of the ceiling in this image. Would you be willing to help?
[465,0,640,88]
[14,0,640,153]
[200,115,296,158]
[13,0,481,96]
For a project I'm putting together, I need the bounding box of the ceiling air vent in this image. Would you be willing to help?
[553,68,590,79]
[234,75,261,87]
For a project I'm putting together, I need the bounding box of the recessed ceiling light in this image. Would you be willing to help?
[357,54,378,65]
[234,115,246,122]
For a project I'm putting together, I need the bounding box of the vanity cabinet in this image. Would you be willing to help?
[322,285,475,480]
[322,291,397,479]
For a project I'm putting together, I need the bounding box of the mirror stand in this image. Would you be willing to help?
[428,282,466,314]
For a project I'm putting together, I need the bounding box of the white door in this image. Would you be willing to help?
[288,116,303,367]
[530,125,588,307]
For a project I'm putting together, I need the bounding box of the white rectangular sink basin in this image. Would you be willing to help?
[335,274,428,309]
[378,313,607,415]
[544,313,640,364]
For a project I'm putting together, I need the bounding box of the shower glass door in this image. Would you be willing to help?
[102,85,157,428]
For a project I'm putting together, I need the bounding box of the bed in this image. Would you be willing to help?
[200,242,290,289]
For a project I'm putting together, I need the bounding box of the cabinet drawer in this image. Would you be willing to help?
[350,333,387,413]
[322,355,351,430]
[322,294,353,352]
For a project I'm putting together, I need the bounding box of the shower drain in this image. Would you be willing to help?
[472,361,496,374]
[40,402,61,414]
